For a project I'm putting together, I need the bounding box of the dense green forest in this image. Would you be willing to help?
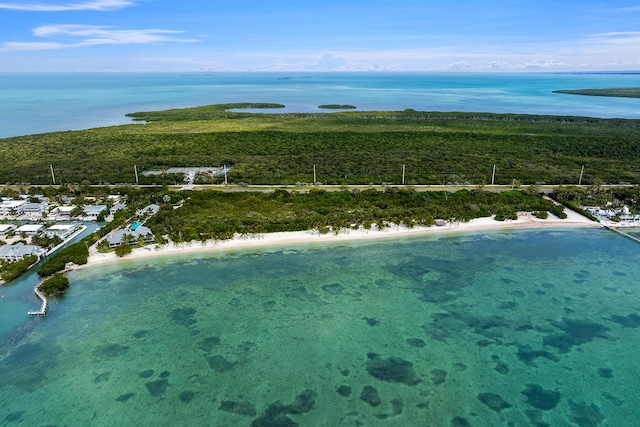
[145,188,563,242]
[2,103,640,185]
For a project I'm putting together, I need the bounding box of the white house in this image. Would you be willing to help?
[0,224,17,235]
[22,203,48,217]
[109,203,127,216]
[45,224,78,239]
[0,243,43,262]
[84,205,107,219]
[47,205,76,220]
[140,204,160,216]
[0,200,27,216]
[106,225,154,248]
[16,224,44,236]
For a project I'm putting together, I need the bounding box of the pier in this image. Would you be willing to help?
[603,225,640,245]
[27,286,47,316]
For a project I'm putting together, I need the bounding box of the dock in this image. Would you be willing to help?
[603,225,640,244]
[27,286,47,316]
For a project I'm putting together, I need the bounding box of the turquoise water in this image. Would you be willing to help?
[1,72,640,137]
[1,228,640,426]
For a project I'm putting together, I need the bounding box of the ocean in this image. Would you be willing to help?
[2,72,640,425]
[2,228,640,426]
[1,72,640,138]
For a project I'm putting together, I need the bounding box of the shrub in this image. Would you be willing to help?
[38,273,70,297]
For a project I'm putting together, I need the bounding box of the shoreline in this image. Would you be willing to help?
[72,211,601,271]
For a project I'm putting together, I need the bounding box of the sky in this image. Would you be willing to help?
[0,0,639,72]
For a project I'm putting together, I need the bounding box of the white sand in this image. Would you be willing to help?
[75,210,600,270]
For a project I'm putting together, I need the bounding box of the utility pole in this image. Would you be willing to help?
[223,165,228,185]
[402,164,406,185]
[313,165,317,185]
[50,164,56,185]
[491,164,496,185]
[134,165,139,185]
[578,165,585,185]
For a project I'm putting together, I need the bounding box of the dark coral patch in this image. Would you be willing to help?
[206,355,236,372]
[169,307,197,327]
[116,393,135,402]
[517,345,559,366]
[451,416,472,427]
[366,353,420,385]
[145,379,169,397]
[94,371,112,383]
[4,411,24,422]
[337,385,352,397]
[197,336,221,352]
[431,369,447,385]
[597,368,613,379]
[251,389,316,426]
[609,313,640,328]
[569,400,605,427]
[179,391,195,403]
[543,318,609,353]
[360,385,382,407]
[521,384,561,410]
[132,330,150,339]
[92,343,129,359]
[159,370,170,378]
[220,400,257,417]
[321,283,344,294]
[365,317,379,326]
[406,338,426,348]
[477,393,512,412]
[138,369,154,379]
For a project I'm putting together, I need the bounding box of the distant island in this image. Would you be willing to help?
[318,104,357,109]
[553,88,640,98]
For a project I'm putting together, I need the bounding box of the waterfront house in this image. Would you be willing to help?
[109,203,127,216]
[16,224,44,236]
[22,202,48,217]
[0,243,43,262]
[0,200,27,216]
[47,205,76,220]
[106,224,155,248]
[83,205,107,219]
[0,224,17,235]
[45,224,78,239]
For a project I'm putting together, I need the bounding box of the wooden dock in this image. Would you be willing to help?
[27,286,47,316]
[603,225,640,244]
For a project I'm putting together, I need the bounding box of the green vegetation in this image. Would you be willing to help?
[0,255,38,282]
[2,104,640,186]
[114,243,133,257]
[553,88,640,99]
[38,241,89,277]
[38,273,70,297]
[146,188,562,242]
[318,104,357,109]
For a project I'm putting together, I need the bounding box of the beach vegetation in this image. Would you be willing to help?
[38,273,70,297]
[0,255,38,282]
[145,188,558,243]
[115,244,133,257]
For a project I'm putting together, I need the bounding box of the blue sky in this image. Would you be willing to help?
[0,0,639,72]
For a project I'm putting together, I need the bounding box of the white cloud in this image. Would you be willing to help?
[0,0,132,11]
[1,24,198,51]
[524,58,571,68]
[446,62,471,70]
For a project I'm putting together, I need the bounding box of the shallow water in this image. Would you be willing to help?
[1,228,640,426]
[2,72,640,137]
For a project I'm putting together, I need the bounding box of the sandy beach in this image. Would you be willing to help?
[76,210,600,270]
